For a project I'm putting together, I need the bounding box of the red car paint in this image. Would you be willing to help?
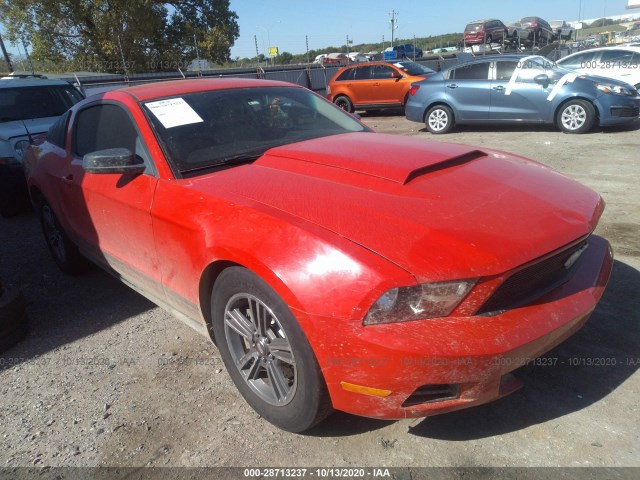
[25,78,612,421]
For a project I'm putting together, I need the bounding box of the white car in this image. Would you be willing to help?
[347,52,368,63]
[556,46,640,88]
[549,20,575,40]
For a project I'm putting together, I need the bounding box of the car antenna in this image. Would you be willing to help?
[21,120,34,144]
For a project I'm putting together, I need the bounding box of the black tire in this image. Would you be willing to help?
[211,267,333,432]
[425,105,455,134]
[556,99,596,134]
[0,286,28,354]
[333,95,353,113]
[38,199,87,275]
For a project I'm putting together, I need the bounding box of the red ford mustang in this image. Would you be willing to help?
[24,78,613,432]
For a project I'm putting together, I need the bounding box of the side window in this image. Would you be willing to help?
[495,61,519,80]
[599,50,635,65]
[451,62,490,80]
[353,66,372,80]
[335,68,355,81]
[73,104,154,174]
[371,65,396,79]
[46,111,70,149]
[561,51,597,68]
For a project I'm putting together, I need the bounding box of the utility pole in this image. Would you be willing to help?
[413,34,417,60]
[254,35,259,58]
[117,35,129,77]
[21,38,34,74]
[382,35,385,51]
[193,33,202,72]
[389,10,398,47]
[306,35,309,64]
[346,35,351,55]
[0,32,13,73]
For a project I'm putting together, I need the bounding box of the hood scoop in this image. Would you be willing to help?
[258,132,487,184]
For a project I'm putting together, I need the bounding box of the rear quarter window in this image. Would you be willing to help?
[335,68,355,81]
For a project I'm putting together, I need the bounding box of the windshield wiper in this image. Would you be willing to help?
[180,153,262,174]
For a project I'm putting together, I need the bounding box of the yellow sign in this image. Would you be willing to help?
[268,47,279,56]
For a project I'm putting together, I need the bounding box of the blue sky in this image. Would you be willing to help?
[1,0,637,61]
[230,0,635,58]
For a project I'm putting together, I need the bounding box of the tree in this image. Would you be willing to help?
[0,0,239,73]
[275,51,293,65]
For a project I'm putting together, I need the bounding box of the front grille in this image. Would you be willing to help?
[610,106,640,118]
[477,237,589,315]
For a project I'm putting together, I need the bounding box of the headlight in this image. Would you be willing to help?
[364,280,477,325]
[596,83,634,96]
[14,140,31,162]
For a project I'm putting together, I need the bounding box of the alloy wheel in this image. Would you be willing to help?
[224,293,297,406]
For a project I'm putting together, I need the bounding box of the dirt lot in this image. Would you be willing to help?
[1,115,639,472]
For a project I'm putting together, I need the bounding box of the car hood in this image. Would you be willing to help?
[191,133,602,282]
[0,117,58,141]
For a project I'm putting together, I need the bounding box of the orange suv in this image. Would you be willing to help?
[326,60,435,113]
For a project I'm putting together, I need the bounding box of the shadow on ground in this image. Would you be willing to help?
[0,213,154,366]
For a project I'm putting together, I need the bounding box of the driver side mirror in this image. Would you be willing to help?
[534,74,550,88]
[83,148,146,175]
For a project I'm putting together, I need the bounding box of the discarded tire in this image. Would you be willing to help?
[0,283,28,353]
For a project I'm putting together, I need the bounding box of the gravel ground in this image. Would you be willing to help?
[1,115,639,473]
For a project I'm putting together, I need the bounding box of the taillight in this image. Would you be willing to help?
[408,85,420,96]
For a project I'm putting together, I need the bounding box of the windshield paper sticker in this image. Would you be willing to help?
[145,98,204,129]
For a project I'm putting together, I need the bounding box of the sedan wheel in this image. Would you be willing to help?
[212,267,332,432]
[557,100,595,134]
[426,105,454,134]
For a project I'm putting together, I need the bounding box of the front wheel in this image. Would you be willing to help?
[556,100,595,134]
[211,267,332,432]
[425,105,455,134]
[333,95,353,113]
[38,199,87,274]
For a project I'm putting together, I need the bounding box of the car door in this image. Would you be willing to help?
[489,59,553,121]
[370,64,403,104]
[597,50,639,86]
[349,65,373,105]
[445,61,491,120]
[63,102,164,299]
[557,51,599,75]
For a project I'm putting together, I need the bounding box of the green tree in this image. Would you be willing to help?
[0,0,239,73]
[275,51,293,65]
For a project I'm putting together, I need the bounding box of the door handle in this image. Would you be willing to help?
[374,82,380,86]
[446,84,458,89]
[62,174,74,184]
[492,86,505,91]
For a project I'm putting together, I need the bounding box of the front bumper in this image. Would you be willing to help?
[305,235,613,419]
[596,95,640,126]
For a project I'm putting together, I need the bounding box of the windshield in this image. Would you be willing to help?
[143,86,368,177]
[0,85,84,122]
[465,23,483,31]
[393,61,435,75]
